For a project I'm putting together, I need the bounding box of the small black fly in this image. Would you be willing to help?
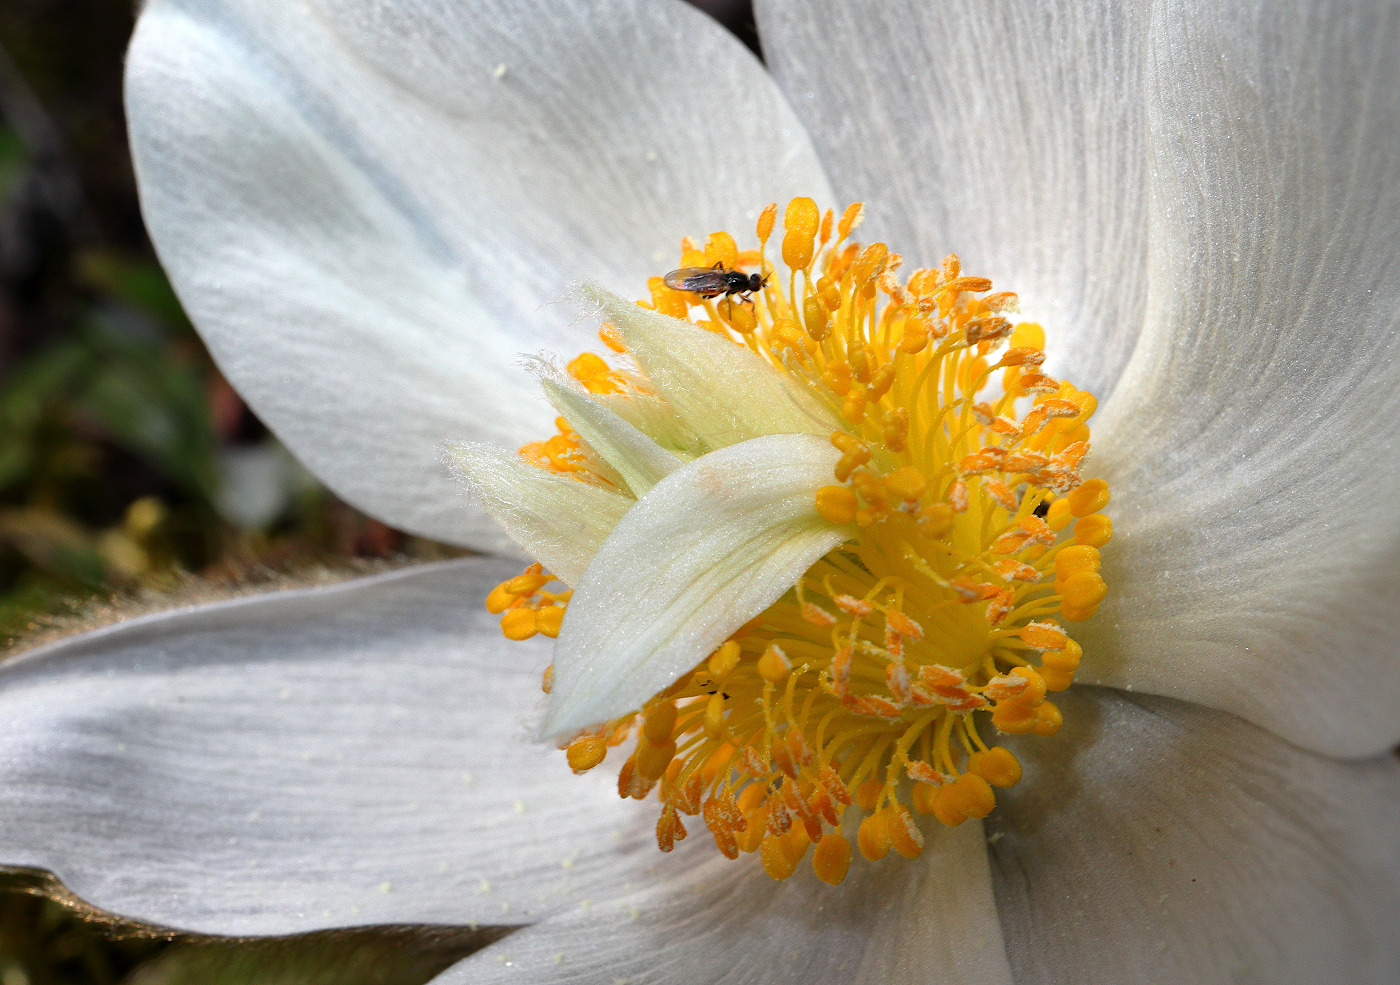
[663,262,768,301]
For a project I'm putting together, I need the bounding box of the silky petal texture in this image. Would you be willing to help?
[545,434,847,736]
[448,444,628,589]
[0,559,662,936]
[126,0,831,551]
[577,285,837,449]
[541,379,680,498]
[755,0,1149,397]
[435,820,1012,985]
[1078,0,1400,756]
[988,688,1400,984]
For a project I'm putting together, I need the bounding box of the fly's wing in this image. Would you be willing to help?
[663,267,727,296]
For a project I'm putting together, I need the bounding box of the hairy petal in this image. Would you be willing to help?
[449,443,629,587]
[756,0,1149,397]
[990,688,1400,984]
[1082,0,1400,756]
[127,0,830,549]
[433,820,1012,985]
[545,434,848,737]
[575,285,838,449]
[0,560,656,936]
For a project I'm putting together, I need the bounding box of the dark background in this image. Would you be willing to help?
[0,0,755,982]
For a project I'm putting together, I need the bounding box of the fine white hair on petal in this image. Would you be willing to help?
[0,559,658,936]
[434,819,1013,985]
[448,442,629,588]
[541,379,681,497]
[573,284,839,450]
[126,0,832,550]
[989,688,1400,984]
[545,433,849,737]
[1078,0,1400,758]
[755,0,1151,399]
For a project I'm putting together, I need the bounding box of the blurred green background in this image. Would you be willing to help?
[0,0,755,981]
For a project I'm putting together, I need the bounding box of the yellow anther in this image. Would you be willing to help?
[566,734,607,773]
[485,582,516,614]
[704,231,738,269]
[1045,498,1074,531]
[647,276,690,318]
[636,736,676,781]
[854,778,883,812]
[760,834,800,881]
[499,607,538,641]
[992,699,1039,734]
[782,197,819,270]
[837,202,864,240]
[541,664,554,694]
[911,781,940,815]
[802,295,831,340]
[857,812,891,861]
[814,485,857,525]
[642,701,678,743]
[818,208,834,246]
[1034,701,1064,736]
[947,773,996,819]
[1010,321,1045,349]
[736,809,766,853]
[704,693,727,740]
[918,503,955,538]
[536,605,564,638]
[1054,545,1101,580]
[718,297,757,334]
[1020,621,1068,651]
[1060,570,1108,609]
[1043,639,1083,672]
[931,785,968,827]
[884,805,924,859]
[813,833,852,885]
[756,202,776,244]
[757,644,792,683]
[1068,477,1110,517]
[884,466,927,502]
[708,640,741,679]
[1073,513,1113,547]
[968,747,1022,788]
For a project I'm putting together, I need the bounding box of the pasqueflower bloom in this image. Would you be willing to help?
[2,0,1398,983]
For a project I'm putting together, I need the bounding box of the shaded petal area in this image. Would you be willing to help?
[435,821,1012,985]
[126,0,830,550]
[546,434,847,736]
[755,0,1149,396]
[989,688,1400,985]
[1080,0,1400,756]
[0,560,659,936]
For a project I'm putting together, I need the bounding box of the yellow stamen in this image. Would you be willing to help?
[492,199,1113,883]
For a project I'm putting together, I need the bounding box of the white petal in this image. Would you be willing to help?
[576,285,837,449]
[433,821,1012,985]
[0,559,660,936]
[755,0,1150,397]
[448,443,628,588]
[988,688,1400,984]
[126,0,831,549]
[1078,0,1400,757]
[542,380,680,497]
[545,434,847,736]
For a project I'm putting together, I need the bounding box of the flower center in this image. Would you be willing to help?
[487,199,1111,886]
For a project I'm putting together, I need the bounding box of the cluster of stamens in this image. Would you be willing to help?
[488,199,1111,886]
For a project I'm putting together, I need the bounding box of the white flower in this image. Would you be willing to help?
[1,1,1398,983]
